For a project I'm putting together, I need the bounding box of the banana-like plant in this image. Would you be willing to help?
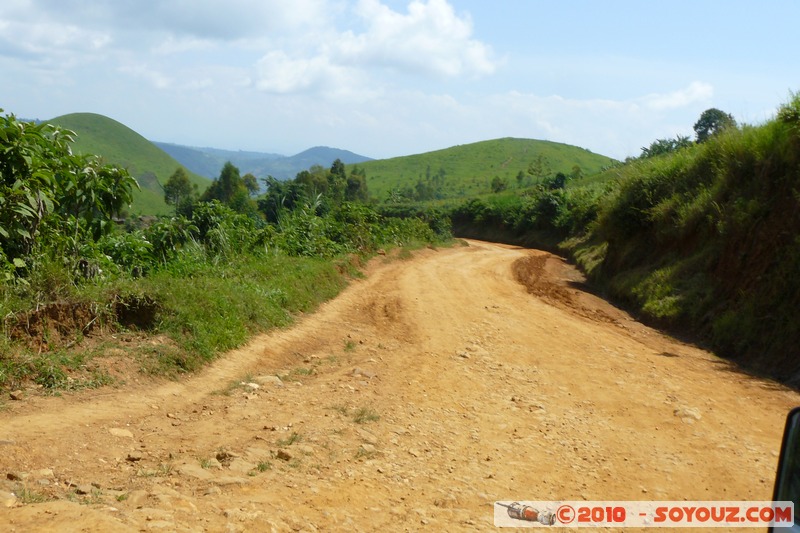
[0,110,138,274]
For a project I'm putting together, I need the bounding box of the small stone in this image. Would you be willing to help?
[356,428,378,445]
[126,490,150,507]
[434,493,460,508]
[30,468,54,479]
[276,449,293,461]
[457,352,470,359]
[204,486,222,496]
[244,383,260,390]
[253,375,283,387]
[227,458,256,474]
[9,390,24,401]
[126,451,145,462]
[352,368,377,379]
[674,407,701,424]
[109,428,134,438]
[408,448,420,458]
[178,463,215,481]
[76,484,94,495]
[216,450,239,463]
[1,490,17,508]
[359,444,376,454]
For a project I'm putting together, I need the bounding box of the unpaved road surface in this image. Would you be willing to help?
[1,240,798,532]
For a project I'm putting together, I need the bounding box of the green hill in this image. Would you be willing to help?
[357,137,616,201]
[48,113,210,215]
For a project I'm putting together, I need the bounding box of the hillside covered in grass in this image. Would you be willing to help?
[357,137,616,202]
[450,95,800,384]
[49,113,210,215]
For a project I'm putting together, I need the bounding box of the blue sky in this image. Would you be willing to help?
[1,0,797,160]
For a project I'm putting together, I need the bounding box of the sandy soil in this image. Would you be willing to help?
[1,240,798,532]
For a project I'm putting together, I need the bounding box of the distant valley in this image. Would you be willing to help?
[153,142,373,181]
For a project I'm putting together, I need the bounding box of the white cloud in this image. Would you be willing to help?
[24,0,332,41]
[485,83,717,159]
[643,81,714,111]
[254,51,336,94]
[0,18,111,65]
[118,63,173,90]
[250,0,497,98]
[336,0,496,77]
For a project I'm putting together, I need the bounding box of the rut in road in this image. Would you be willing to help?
[1,240,797,532]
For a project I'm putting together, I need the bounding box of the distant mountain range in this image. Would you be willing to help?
[153,142,373,181]
[47,112,373,214]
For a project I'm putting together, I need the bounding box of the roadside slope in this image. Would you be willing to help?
[1,241,797,532]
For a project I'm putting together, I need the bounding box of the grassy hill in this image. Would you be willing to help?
[49,113,210,215]
[357,137,616,201]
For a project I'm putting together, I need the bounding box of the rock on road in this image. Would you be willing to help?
[1,240,797,532]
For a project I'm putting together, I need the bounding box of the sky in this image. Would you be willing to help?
[1,0,798,161]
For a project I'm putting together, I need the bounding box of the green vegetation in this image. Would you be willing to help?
[357,137,615,202]
[352,406,380,424]
[48,113,209,215]
[0,114,447,392]
[6,95,799,391]
[277,432,303,447]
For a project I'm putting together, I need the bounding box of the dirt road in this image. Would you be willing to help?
[1,240,798,532]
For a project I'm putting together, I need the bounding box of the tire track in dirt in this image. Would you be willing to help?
[1,240,798,532]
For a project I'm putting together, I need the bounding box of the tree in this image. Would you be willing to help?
[257,176,308,223]
[327,159,347,204]
[490,176,509,193]
[527,155,551,180]
[694,108,736,143]
[345,165,369,202]
[201,161,244,204]
[639,135,694,158]
[242,173,259,196]
[58,154,139,242]
[200,162,259,216]
[163,167,194,214]
[542,172,567,190]
[0,111,137,260]
[295,165,329,196]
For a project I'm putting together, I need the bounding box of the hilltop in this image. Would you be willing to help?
[48,113,210,215]
[154,142,373,181]
[357,137,616,201]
